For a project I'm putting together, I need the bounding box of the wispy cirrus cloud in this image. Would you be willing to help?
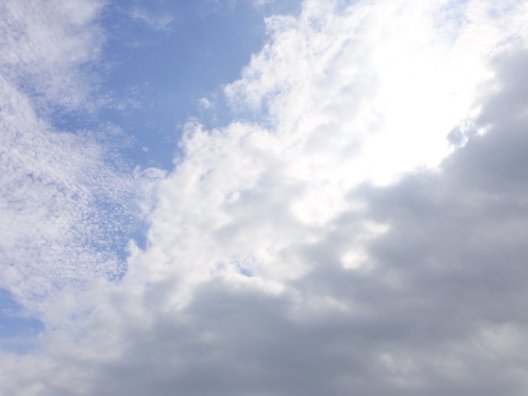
[127,7,175,32]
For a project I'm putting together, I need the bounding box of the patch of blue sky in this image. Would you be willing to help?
[0,290,43,352]
[51,0,300,172]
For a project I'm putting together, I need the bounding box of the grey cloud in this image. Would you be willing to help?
[64,49,528,396]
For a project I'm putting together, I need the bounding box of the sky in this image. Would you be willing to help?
[1,0,528,394]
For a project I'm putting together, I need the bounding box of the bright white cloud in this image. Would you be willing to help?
[2,0,528,395]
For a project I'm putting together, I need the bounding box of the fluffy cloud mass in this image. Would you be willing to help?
[2,0,528,395]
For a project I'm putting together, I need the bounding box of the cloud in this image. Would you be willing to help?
[0,0,105,110]
[2,0,528,395]
[127,7,175,32]
[191,0,238,18]
[0,0,136,318]
[85,44,528,396]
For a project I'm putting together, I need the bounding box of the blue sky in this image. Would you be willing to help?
[0,290,42,350]
[2,1,528,395]
[52,0,300,169]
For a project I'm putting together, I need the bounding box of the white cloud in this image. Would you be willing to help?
[198,96,214,110]
[226,0,526,185]
[128,7,175,32]
[2,0,528,395]
[0,0,136,317]
[0,0,105,110]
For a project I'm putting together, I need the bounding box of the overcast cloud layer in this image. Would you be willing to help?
[1,0,528,395]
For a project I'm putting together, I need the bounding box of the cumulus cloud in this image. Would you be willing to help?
[88,45,528,396]
[2,0,528,395]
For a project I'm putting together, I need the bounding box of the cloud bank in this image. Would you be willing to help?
[1,0,528,395]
